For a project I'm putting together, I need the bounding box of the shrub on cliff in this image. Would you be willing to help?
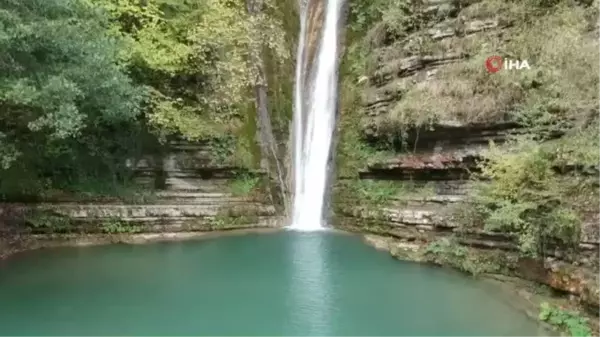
[383,0,598,140]
[466,137,591,257]
[447,30,597,261]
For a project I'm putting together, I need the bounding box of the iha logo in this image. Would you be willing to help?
[485,56,531,73]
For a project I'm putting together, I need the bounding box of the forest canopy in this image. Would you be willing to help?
[0,0,292,200]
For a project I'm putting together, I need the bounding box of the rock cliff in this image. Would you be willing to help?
[334,0,599,311]
[0,140,282,257]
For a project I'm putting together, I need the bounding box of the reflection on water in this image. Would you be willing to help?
[288,232,332,335]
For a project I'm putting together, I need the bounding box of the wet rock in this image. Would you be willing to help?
[545,261,600,308]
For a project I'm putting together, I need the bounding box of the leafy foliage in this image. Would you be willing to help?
[24,211,73,232]
[333,179,437,223]
[336,3,398,176]
[337,0,598,263]
[0,0,295,200]
[424,237,519,276]
[0,0,147,199]
[466,137,587,257]
[335,72,393,176]
[96,0,290,151]
[228,173,261,197]
[337,0,445,173]
[539,302,593,337]
[337,179,399,206]
[207,214,260,229]
[101,218,142,234]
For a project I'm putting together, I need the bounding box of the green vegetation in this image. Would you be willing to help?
[333,4,599,329]
[23,211,143,234]
[48,180,157,204]
[371,1,598,142]
[336,179,436,206]
[0,0,147,200]
[332,179,438,226]
[228,173,261,197]
[101,218,142,234]
[335,83,391,176]
[336,0,413,176]
[337,0,598,264]
[539,302,593,337]
[424,237,518,276]
[338,0,467,168]
[2,0,597,277]
[445,1,599,260]
[340,180,400,205]
[0,0,295,201]
[207,214,260,229]
[95,0,291,142]
[24,211,74,233]
[463,137,594,257]
[338,0,598,157]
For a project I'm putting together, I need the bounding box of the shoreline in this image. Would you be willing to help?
[0,227,284,260]
[356,232,599,336]
[0,227,588,335]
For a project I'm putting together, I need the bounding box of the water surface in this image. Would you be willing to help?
[0,231,545,335]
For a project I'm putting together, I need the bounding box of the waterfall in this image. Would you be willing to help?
[290,0,344,231]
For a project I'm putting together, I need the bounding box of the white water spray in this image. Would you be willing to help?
[290,0,344,231]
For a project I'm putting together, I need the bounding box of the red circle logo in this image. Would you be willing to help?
[485,56,503,73]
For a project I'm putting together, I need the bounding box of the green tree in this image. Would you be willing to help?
[0,0,146,198]
[95,0,290,167]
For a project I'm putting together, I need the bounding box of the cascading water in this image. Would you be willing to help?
[290,0,345,231]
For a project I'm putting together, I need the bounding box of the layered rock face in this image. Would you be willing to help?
[334,0,599,308]
[337,0,599,245]
[0,141,281,256]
